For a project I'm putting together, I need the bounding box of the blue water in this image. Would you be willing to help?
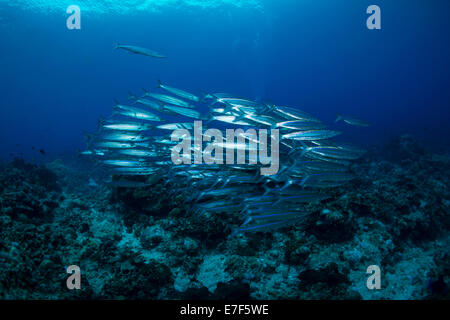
[1,0,450,160]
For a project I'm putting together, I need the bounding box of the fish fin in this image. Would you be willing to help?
[97,117,105,132]
[114,42,120,50]
[210,178,222,189]
[288,146,297,156]
[128,92,137,100]
[83,132,94,149]
[239,204,250,216]
[299,141,309,157]
[219,101,232,114]
[284,161,297,174]
[262,185,271,196]
[241,217,253,227]
[233,111,248,123]
[194,192,204,203]
[157,79,163,89]
[335,114,343,123]
[264,103,276,113]
[300,175,310,188]
[205,117,215,126]
[280,180,291,191]
[199,91,210,103]
[141,88,149,97]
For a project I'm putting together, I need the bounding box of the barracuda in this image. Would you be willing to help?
[143,90,196,109]
[102,121,153,131]
[115,43,166,58]
[282,130,342,141]
[83,68,370,234]
[157,80,200,102]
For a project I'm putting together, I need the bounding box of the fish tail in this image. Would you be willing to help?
[199,91,209,103]
[157,79,163,89]
[273,196,282,206]
[128,91,137,100]
[83,132,94,149]
[300,175,310,188]
[114,42,120,50]
[234,113,247,123]
[280,180,292,191]
[222,102,234,114]
[194,192,204,203]
[299,141,309,157]
[285,159,298,173]
[210,178,222,189]
[97,117,105,131]
[264,103,275,113]
[204,116,215,126]
[262,185,271,196]
[335,114,342,123]
[287,147,297,156]
[239,204,250,216]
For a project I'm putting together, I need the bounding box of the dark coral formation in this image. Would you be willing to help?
[0,135,449,299]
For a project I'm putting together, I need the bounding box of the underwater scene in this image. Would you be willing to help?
[0,0,449,301]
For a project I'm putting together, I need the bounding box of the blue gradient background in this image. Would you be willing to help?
[1,0,449,159]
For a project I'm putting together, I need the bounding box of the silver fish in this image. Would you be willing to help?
[305,146,363,160]
[115,43,166,58]
[335,115,370,127]
[112,167,157,175]
[211,141,259,152]
[101,132,149,142]
[103,160,147,167]
[157,80,200,102]
[134,98,165,113]
[143,90,196,109]
[114,149,157,158]
[157,122,194,131]
[277,120,326,131]
[273,106,321,123]
[243,114,277,127]
[102,121,153,132]
[282,130,342,141]
[94,141,137,149]
[163,105,201,119]
[108,179,154,188]
[79,149,107,156]
[114,107,163,122]
[234,215,304,234]
[212,115,253,126]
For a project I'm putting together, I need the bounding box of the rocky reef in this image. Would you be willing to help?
[0,135,448,299]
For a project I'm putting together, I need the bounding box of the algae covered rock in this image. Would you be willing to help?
[101,259,173,299]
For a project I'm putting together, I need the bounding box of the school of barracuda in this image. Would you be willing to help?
[82,76,368,234]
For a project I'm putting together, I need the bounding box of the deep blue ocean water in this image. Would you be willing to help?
[1,0,449,160]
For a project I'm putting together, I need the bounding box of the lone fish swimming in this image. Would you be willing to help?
[115,43,166,58]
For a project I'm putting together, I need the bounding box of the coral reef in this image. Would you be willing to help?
[0,136,449,299]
